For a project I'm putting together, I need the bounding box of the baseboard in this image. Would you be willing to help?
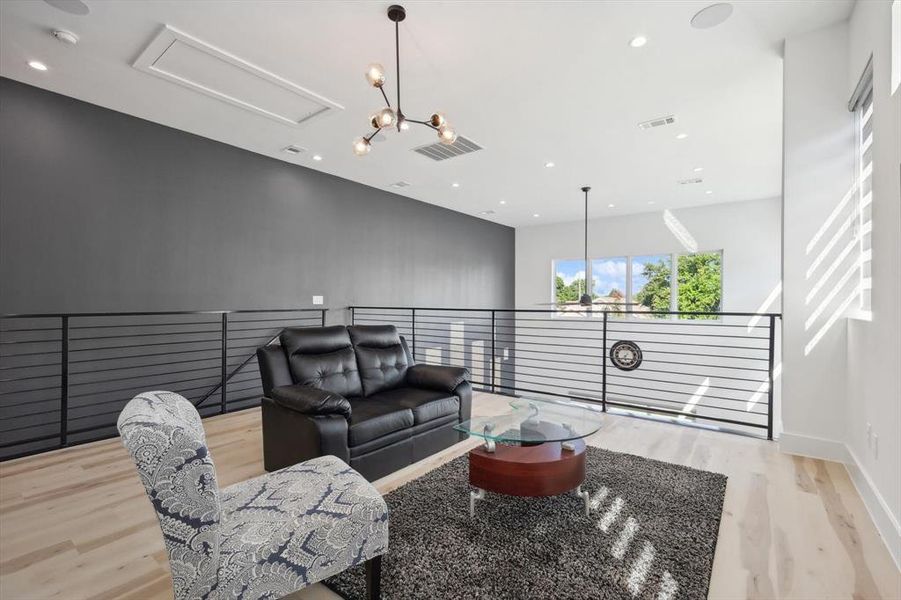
[844,446,901,570]
[778,431,850,462]
[779,431,901,570]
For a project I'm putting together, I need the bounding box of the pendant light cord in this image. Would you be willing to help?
[395,21,401,113]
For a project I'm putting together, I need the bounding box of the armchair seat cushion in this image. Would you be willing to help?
[218,455,389,597]
[366,387,459,425]
[348,400,414,447]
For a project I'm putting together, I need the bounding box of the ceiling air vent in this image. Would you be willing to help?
[413,136,483,161]
[390,181,412,188]
[638,115,676,130]
[678,177,704,185]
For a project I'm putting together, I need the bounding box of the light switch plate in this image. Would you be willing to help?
[312,295,324,305]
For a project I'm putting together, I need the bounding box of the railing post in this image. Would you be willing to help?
[220,313,228,415]
[321,309,326,327]
[350,307,355,326]
[411,308,416,362]
[767,314,776,440]
[60,315,69,447]
[490,310,496,393]
[601,310,608,413]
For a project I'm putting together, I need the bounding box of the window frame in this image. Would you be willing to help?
[849,56,874,320]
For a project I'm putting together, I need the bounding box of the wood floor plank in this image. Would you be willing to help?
[0,393,897,600]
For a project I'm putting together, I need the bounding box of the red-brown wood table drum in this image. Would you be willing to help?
[469,438,586,496]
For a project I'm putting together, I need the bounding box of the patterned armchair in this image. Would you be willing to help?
[117,391,389,600]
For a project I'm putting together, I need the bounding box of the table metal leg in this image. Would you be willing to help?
[575,485,590,516]
[470,488,485,517]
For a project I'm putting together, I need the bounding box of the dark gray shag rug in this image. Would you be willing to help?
[325,447,726,599]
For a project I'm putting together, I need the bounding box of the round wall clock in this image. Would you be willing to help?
[609,340,642,371]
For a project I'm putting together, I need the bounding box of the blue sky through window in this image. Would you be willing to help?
[591,257,627,297]
[555,259,586,286]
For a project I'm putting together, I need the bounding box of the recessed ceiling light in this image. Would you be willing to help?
[691,3,734,29]
[544,161,555,168]
[676,133,688,140]
[499,200,507,205]
[629,36,648,48]
[608,203,615,208]
[312,154,323,161]
[451,182,460,188]
[705,190,713,195]
[533,213,540,218]
[693,167,704,172]
[28,60,48,71]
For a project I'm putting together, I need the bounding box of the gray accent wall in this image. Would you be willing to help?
[0,77,515,317]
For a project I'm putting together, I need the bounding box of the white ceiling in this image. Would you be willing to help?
[0,0,853,227]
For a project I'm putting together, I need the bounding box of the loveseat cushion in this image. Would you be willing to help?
[348,325,410,396]
[348,398,414,447]
[280,326,363,398]
[271,384,352,419]
[366,387,460,425]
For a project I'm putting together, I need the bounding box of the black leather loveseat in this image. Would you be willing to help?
[256,324,471,481]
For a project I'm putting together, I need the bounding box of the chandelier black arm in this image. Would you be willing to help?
[378,85,392,109]
[364,128,383,142]
[405,118,438,131]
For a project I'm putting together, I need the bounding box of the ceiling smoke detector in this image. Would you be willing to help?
[638,115,676,130]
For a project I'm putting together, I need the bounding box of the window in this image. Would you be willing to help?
[677,251,722,319]
[552,251,722,318]
[591,257,627,309]
[554,259,591,305]
[631,254,672,318]
[850,58,873,316]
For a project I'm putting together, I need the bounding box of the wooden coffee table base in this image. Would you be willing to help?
[468,438,589,516]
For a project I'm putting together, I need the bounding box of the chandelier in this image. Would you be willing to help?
[352,4,458,156]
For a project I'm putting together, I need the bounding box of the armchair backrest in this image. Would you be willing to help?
[280,325,364,397]
[348,325,411,396]
[117,391,221,600]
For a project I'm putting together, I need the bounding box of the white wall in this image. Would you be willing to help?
[781,22,854,450]
[846,0,901,564]
[516,198,782,312]
[782,6,901,567]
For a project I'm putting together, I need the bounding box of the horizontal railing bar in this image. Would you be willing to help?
[69,356,219,376]
[605,372,763,393]
[0,326,62,333]
[70,366,218,386]
[0,361,62,371]
[70,339,221,352]
[0,431,63,449]
[0,384,60,396]
[69,347,220,364]
[0,339,62,346]
[0,372,61,383]
[604,390,766,417]
[603,399,768,429]
[67,374,221,398]
[0,350,61,358]
[494,344,768,367]
[69,328,220,341]
[2,308,327,319]
[68,320,218,330]
[350,306,782,318]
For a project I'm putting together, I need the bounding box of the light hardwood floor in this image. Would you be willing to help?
[0,393,898,599]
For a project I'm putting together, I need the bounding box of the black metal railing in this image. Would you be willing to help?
[0,308,326,460]
[351,306,781,439]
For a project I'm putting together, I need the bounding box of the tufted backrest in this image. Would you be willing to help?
[117,391,221,600]
[280,326,364,398]
[348,325,410,396]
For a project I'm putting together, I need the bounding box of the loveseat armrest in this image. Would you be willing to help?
[406,364,470,393]
[271,384,352,419]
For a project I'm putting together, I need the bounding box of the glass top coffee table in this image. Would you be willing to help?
[454,397,604,517]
